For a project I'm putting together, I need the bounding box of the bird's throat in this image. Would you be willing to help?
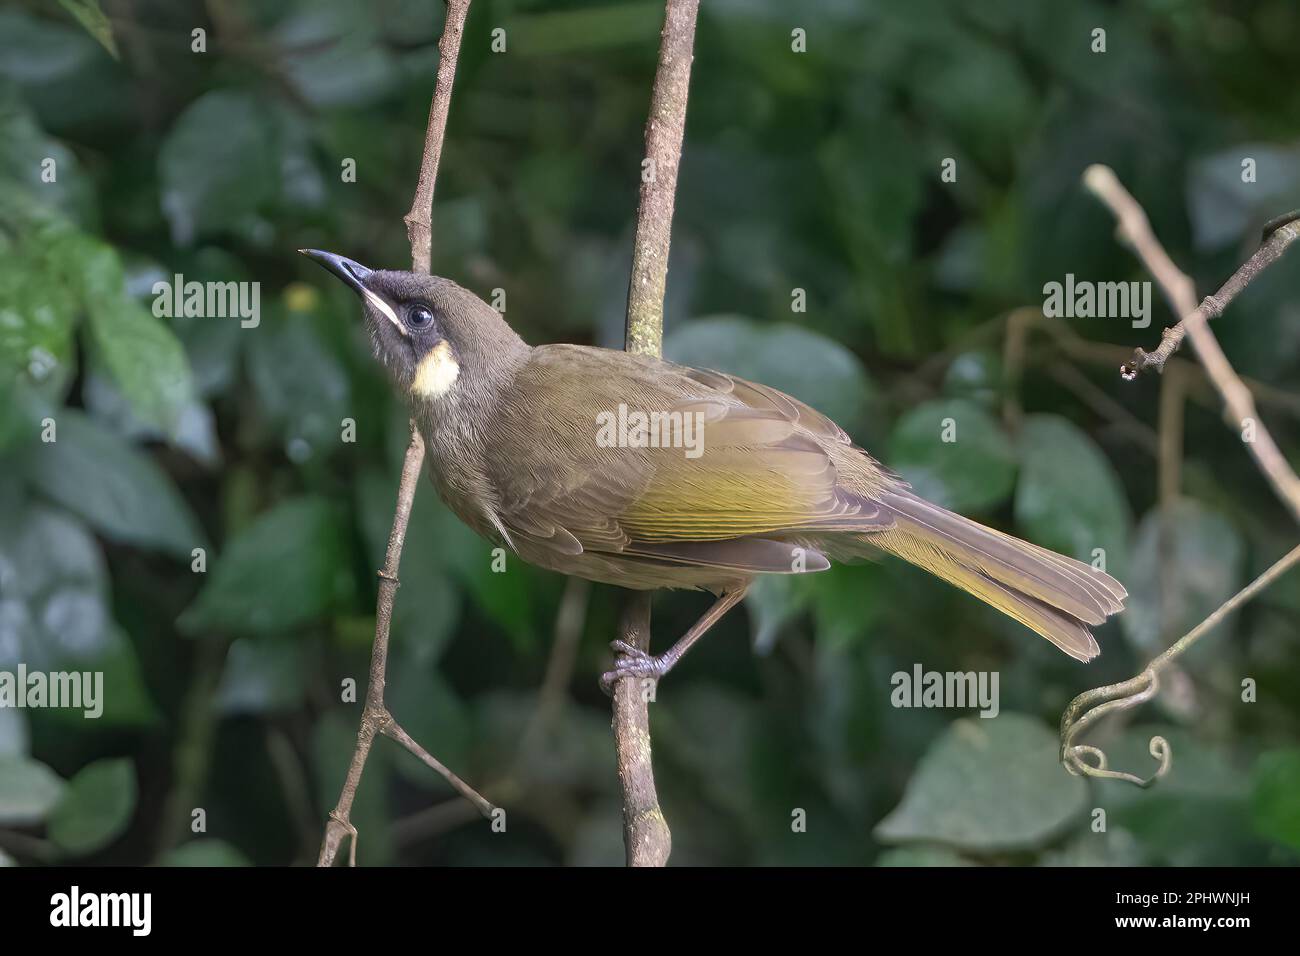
[411,341,460,399]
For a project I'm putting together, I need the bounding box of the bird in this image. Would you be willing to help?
[301,249,1126,689]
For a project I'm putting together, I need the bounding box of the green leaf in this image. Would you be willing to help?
[0,708,28,756]
[0,756,65,825]
[23,410,206,557]
[81,242,195,434]
[0,82,95,225]
[0,503,110,667]
[275,5,400,108]
[0,379,46,454]
[664,315,879,438]
[888,399,1016,512]
[247,313,351,463]
[1121,500,1243,656]
[941,350,1003,407]
[0,490,157,724]
[0,216,85,398]
[158,839,251,867]
[180,497,351,636]
[48,757,136,855]
[1014,415,1129,574]
[911,33,1037,174]
[874,714,1088,852]
[158,90,276,244]
[1250,749,1300,852]
[215,637,307,715]
[83,629,160,727]
[83,366,220,467]
[56,0,118,59]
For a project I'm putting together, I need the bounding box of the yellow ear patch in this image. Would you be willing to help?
[411,341,460,398]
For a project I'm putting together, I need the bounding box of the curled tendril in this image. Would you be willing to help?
[1059,668,1173,789]
[1058,543,1300,789]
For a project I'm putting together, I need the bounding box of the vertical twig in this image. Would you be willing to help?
[624,1,698,349]
[318,0,486,868]
[612,593,667,866]
[613,0,700,868]
[404,0,472,275]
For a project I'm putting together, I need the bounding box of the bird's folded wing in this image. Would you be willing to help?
[483,346,890,569]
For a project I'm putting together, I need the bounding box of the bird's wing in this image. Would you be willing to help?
[481,345,890,572]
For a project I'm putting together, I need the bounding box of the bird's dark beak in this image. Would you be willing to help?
[298,249,373,296]
[299,248,408,338]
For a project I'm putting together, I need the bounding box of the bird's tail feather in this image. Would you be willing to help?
[859,489,1126,661]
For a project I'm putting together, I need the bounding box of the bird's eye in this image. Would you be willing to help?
[407,305,435,330]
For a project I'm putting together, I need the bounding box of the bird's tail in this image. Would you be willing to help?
[862,489,1126,661]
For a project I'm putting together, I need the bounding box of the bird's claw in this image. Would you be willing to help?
[600,640,664,696]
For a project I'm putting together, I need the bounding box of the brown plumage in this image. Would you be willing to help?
[302,251,1126,680]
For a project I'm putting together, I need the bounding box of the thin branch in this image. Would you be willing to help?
[611,593,669,866]
[318,0,485,867]
[1059,167,1300,787]
[1114,205,1300,381]
[1085,165,1300,524]
[393,578,591,849]
[404,0,472,275]
[1062,543,1300,785]
[611,0,700,868]
[624,0,699,352]
[1006,308,1300,422]
[382,718,494,818]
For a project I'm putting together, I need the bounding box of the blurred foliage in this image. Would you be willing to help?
[0,0,1299,867]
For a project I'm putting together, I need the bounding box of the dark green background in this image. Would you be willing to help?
[1,0,1298,866]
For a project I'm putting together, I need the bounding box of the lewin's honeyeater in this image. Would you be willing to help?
[302,250,1125,687]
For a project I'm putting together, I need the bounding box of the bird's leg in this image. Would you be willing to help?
[600,584,750,694]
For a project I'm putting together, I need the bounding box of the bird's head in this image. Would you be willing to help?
[299,249,527,405]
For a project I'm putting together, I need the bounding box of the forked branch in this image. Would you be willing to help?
[318,0,488,868]
[1059,167,1300,788]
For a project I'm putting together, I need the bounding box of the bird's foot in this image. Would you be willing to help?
[599,640,666,696]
